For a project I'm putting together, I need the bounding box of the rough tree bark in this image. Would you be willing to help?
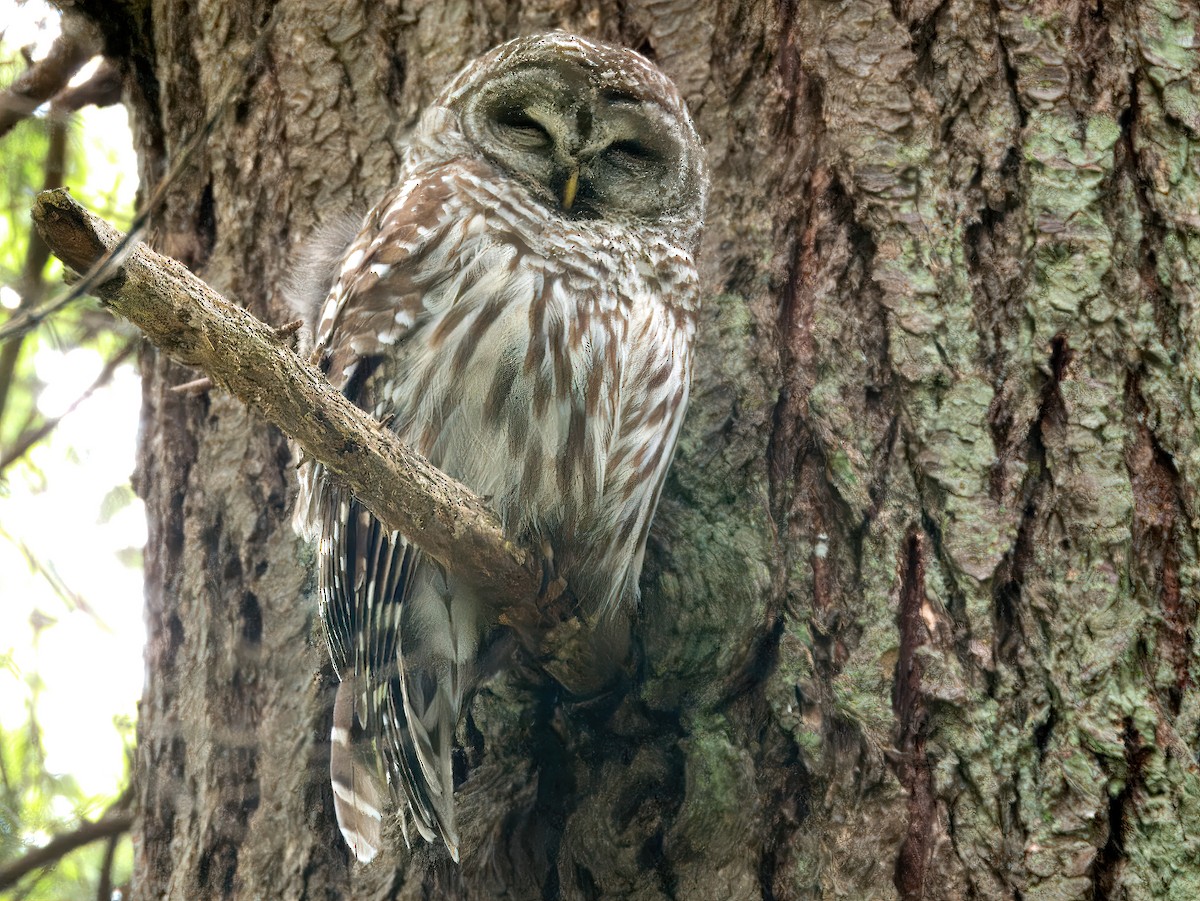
[70,0,1200,898]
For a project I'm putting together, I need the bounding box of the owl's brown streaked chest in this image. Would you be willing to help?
[362,233,656,534]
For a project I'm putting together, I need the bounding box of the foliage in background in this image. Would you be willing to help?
[0,662,134,900]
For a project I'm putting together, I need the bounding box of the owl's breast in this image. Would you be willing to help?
[363,225,627,545]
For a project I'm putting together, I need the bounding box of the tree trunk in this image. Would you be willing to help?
[82,0,1200,898]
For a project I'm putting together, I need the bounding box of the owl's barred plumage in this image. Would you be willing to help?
[294,32,707,863]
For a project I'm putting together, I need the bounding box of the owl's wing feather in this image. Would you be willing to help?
[321,486,418,861]
[330,677,385,863]
[591,303,695,613]
[315,177,457,394]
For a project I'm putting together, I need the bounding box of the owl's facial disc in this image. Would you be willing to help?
[460,60,700,224]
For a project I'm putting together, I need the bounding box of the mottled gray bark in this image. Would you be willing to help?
[75,0,1200,898]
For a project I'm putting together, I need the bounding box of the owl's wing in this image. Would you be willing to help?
[297,175,472,862]
[318,482,457,859]
[300,177,454,676]
[313,179,456,400]
[292,177,454,539]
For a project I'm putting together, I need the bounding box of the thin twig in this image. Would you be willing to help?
[273,318,304,343]
[0,812,134,892]
[169,376,212,395]
[53,58,122,114]
[0,519,109,627]
[95,833,119,901]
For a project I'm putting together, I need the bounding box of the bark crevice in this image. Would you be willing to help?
[1126,378,1192,714]
[893,529,933,901]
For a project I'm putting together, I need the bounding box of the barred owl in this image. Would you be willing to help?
[294,32,707,864]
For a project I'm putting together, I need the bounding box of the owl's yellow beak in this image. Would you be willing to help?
[562,166,579,211]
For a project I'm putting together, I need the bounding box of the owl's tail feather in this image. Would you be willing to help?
[394,664,462,862]
[331,679,385,864]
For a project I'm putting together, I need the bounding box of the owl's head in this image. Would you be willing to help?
[421,33,707,247]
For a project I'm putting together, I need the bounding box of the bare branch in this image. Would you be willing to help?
[30,188,549,612]
[0,14,101,139]
[273,318,304,343]
[0,812,134,892]
[53,58,122,114]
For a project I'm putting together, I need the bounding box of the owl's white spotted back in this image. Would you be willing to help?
[294,31,707,864]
